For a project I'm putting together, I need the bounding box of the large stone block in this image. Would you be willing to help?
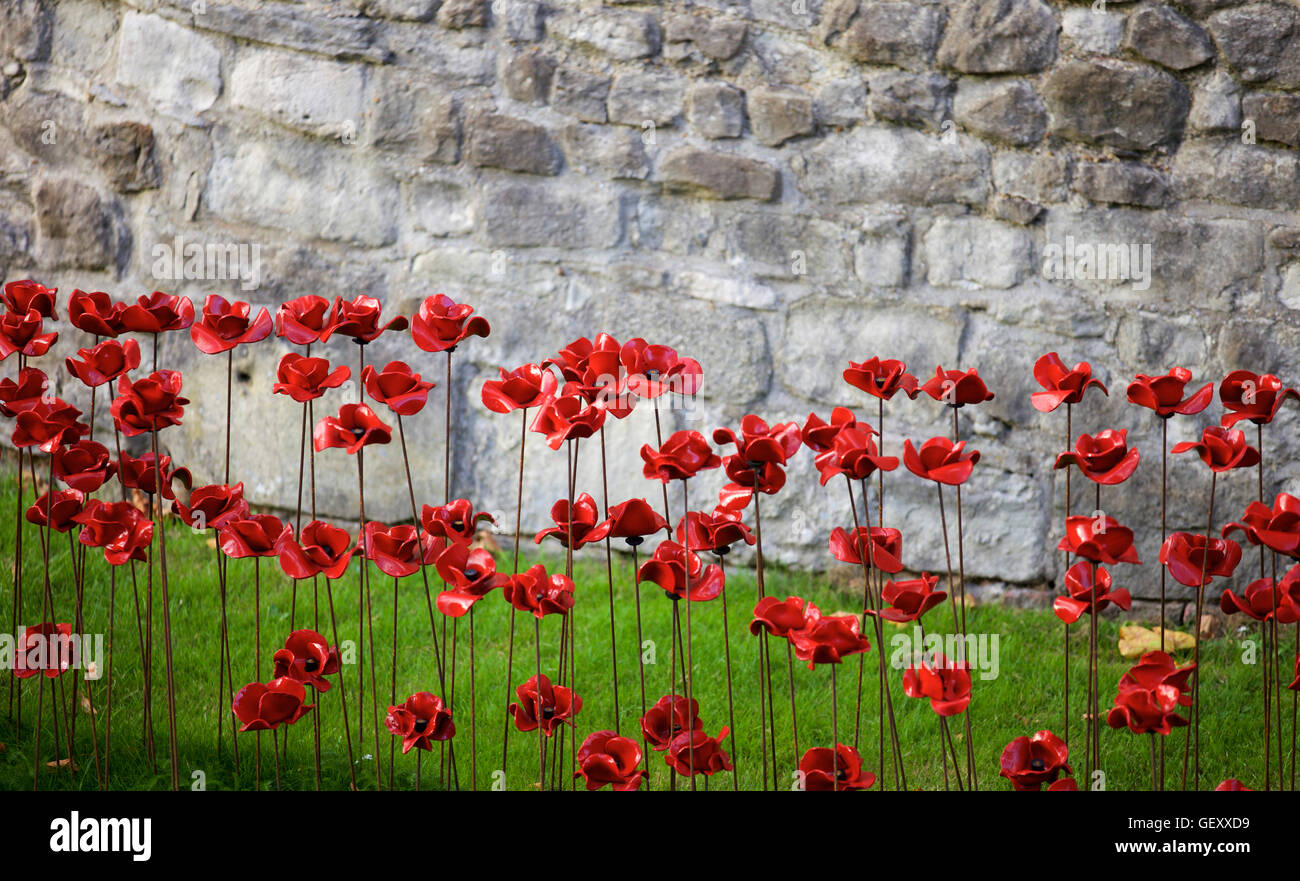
[936,0,1059,73]
[1041,59,1189,151]
[924,216,1033,289]
[547,8,661,59]
[748,87,815,146]
[468,115,563,175]
[840,1,943,70]
[550,66,612,123]
[1242,91,1300,147]
[115,12,221,118]
[688,81,746,139]
[1123,4,1215,70]
[34,177,117,270]
[1172,139,1300,209]
[798,125,990,206]
[229,49,366,139]
[953,78,1047,145]
[0,0,51,61]
[868,72,952,131]
[1208,3,1300,87]
[659,149,781,201]
[607,72,685,127]
[479,180,625,249]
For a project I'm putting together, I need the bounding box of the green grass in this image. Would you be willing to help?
[0,472,1288,792]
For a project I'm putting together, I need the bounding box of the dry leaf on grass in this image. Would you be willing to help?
[471,529,500,553]
[46,757,79,771]
[1118,624,1195,659]
[80,693,97,715]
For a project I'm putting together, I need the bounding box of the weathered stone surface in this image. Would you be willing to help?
[814,76,868,127]
[799,125,990,206]
[547,9,661,60]
[1189,71,1242,132]
[993,151,1069,203]
[479,180,624,248]
[502,0,546,41]
[1242,91,1300,147]
[437,0,491,29]
[660,149,781,201]
[1073,161,1169,207]
[664,12,747,60]
[687,81,746,139]
[936,0,1059,73]
[468,114,563,175]
[369,74,460,162]
[91,121,160,192]
[162,0,387,63]
[500,50,555,104]
[0,0,51,61]
[840,2,943,70]
[868,72,952,130]
[1041,59,1189,151]
[1124,5,1215,70]
[230,50,365,139]
[560,123,652,180]
[991,194,1044,225]
[550,66,612,122]
[925,216,1032,288]
[854,214,911,286]
[1208,3,1300,87]
[115,12,222,118]
[33,177,116,269]
[607,72,685,127]
[748,87,815,146]
[1172,139,1300,209]
[359,1,439,22]
[1062,8,1123,55]
[953,78,1046,145]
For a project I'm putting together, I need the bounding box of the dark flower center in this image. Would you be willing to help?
[413,718,429,733]
[464,568,480,581]
[351,426,366,438]
[542,706,555,719]
[644,369,660,381]
[1030,758,1045,771]
[304,658,320,672]
[626,536,644,547]
[452,520,465,531]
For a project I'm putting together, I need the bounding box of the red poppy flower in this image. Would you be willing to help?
[3,279,57,319]
[503,564,576,618]
[67,290,123,338]
[1219,370,1299,427]
[665,726,732,776]
[999,729,1071,791]
[410,294,489,353]
[1222,494,1300,559]
[0,308,57,360]
[1106,650,1194,735]
[713,415,802,496]
[620,338,703,398]
[111,370,189,437]
[637,541,725,602]
[52,440,116,493]
[481,363,558,413]
[116,451,192,500]
[364,521,439,578]
[0,366,49,416]
[65,338,142,388]
[920,366,995,408]
[798,744,876,791]
[606,498,669,545]
[575,730,647,791]
[1053,562,1131,624]
[1214,779,1252,791]
[508,674,580,736]
[1053,429,1140,485]
[829,526,904,573]
[750,595,819,638]
[116,292,194,334]
[74,499,154,565]
[530,391,607,450]
[172,482,249,531]
[1057,515,1141,566]
[1160,532,1241,587]
[534,492,613,548]
[190,295,273,354]
[641,694,702,750]
[13,398,88,452]
[275,521,358,580]
[434,541,506,617]
[802,406,873,454]
[544,336,598,385]
[272,353,350,403]
[641,430,721,482]
[902,653,971,715]
[362,360,435,416]
[313,402,391,454]
[813,425,897,486]
[1047,777,1080,791]
[320,295,408,345]
[903,436,980,486]
[576,334,636,418]
[420,499,494,544]
[677,508,754,554]
[275,295,332,346]
[868,573,946,624]
[1171,425,1259,472]
[272,629,340,692]
[232,677,314,732]
[26,489,85,533]
[790,614,871,668]
[385,692,455,753]
[219,513,285,559]
[1031,353,1108,413]
[1126,367,1213,418]
[843,357,918,402]
[12,622,73,679]
[1219,578,1298,623]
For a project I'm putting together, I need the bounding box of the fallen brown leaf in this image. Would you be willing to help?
[46,757,79,771]
[80,693,97,715]
[472,529,500,553]
[1118,624,1196,659]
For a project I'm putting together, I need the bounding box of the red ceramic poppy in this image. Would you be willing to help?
[902,652,972,715]
[641,430,721,482]
[1030,353,1108,413]
[508,674,581,736]
[577,334,637,418]
[842,357,918,402]
[172,482,249,531]
[313,402,391,454]
[74,499,154,565]
[1054,428,1142,485]
[802,407,873,454]
[619,338,704,399]
[814,425,898,486]
[11,622,73,679]
[1219,578,1298,623]
[0,366,49,416]
[272,353,350,403]
[190,295,273,354]
[410,293,490,353]
[1222,494,1300,559]
[1214,779,1252,791]
[606,498,669,545]
[362,360,435,416]
[272,629,340,692]
[665,725,732,776]
[65,338,142,388]
[53,440,116,493]
[481,363,558,413]
[1047,777,1080,791]
[434,541,506,617]
[275,295,332,346]
[789,614,871,668]
[1106,650,1194,735]
[677,508,754,554]
[750,595,820,638]
[111,370,189,437]
[1219,370,1299,427]
[1057,515,1141,566]
[999,729,1071,791]
[920,366,995,407]
[116,292,195,334]
[637,541,725,602]
[503,564,576,618]
[364,521,439,578]
[543,336,596,386]
[25,489,85,533]
[829,526,904,573]
[0,308,57,360]
[1159,532,1241,587]
[534,492,613,548]
[712,414,803,494]
[1171,425,1259,472]
[385,692,455,753]
[320,295,408,344]
[1053,562,1131,624]
[116,451,192,500]
[275,521,358,580]
[67,289,123,338]
[530,391,607,450]
[575,730,646,791]
[903,436,980,485]
[219,513,285,559]
[1126,367,1213,418]
[798,744,876,791]
[232,676,314,731]
[868,573,946,624]
[641,694,702,750]
[421,499,495,544]
[3,280,58,319]
[13,398,88,452]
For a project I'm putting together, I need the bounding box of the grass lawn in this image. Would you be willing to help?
[0,472,1288,792]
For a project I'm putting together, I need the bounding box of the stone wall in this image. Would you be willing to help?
[3,0,1300,617]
